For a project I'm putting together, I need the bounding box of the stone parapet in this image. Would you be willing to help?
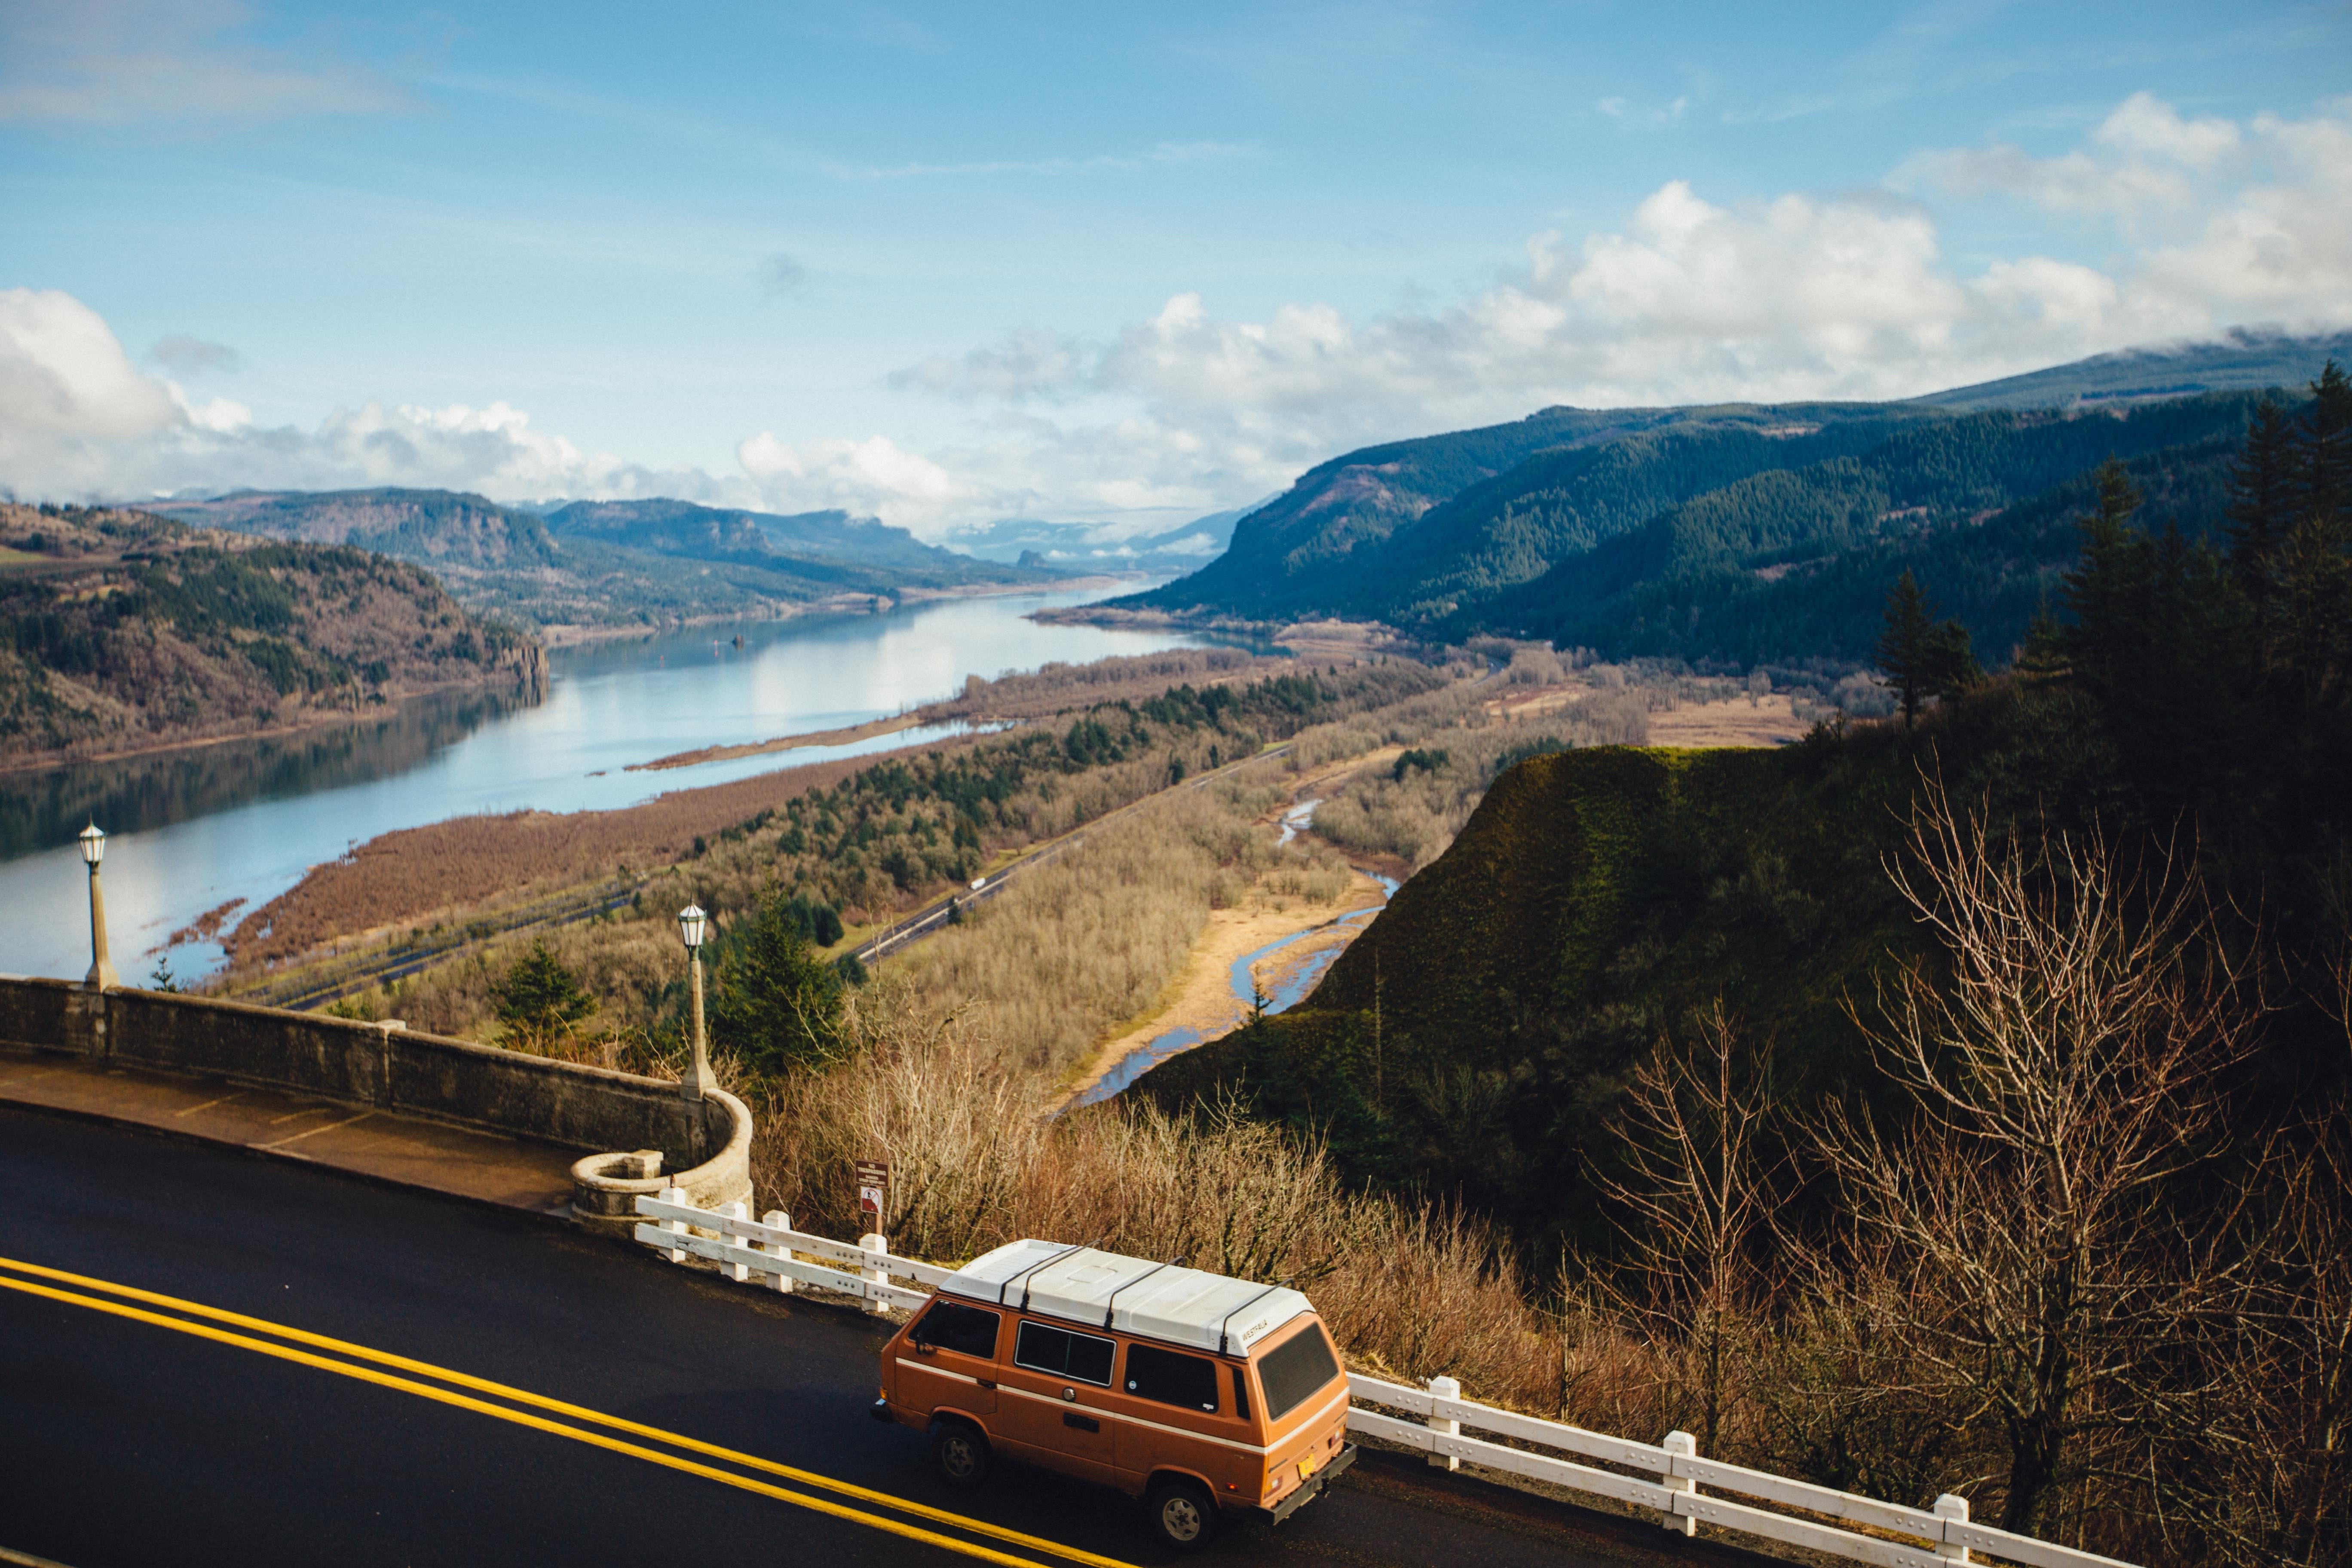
[0,976,751,1231]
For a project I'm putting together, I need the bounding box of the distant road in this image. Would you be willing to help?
[0,1109,1740,1568]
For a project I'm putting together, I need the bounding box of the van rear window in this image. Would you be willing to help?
[913,1300,1000,1359]
[1257,1324,1340,1420]
[1124,1343,1219,1412]
[1014,1320,1115,1386]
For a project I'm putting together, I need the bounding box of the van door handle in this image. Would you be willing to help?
[977,1380,996,1390]
[1062,1412,1100,1433]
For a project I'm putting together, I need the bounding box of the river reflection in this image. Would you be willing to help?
[0,687,529,861]
[0,580,1216,985]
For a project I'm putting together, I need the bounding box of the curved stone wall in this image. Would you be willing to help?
[0,977,751,1227]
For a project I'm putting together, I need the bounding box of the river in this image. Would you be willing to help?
[0,581,1219,986]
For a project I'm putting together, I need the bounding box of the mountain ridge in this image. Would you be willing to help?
[1111,331,2350,669]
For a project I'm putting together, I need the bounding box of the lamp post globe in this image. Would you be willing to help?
[79,822,117,992]
[678,903,714,1105]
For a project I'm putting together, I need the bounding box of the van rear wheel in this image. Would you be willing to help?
[1147,1478,1219,1550]
[931,1421,991,1488]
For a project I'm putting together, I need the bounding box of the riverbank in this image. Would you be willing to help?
[207,727,995,975]
[537,573,1139,648]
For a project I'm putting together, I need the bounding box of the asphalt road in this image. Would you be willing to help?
[0,1109,1746,1568]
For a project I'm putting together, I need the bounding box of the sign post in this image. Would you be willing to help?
[853,1158,891,1316]
[854,1158,890,1221]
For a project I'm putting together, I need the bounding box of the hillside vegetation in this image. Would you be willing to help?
[1139,378,2352,1563]
[153,487,1046,635]
[0,502,542,768]
[1119,334,2352,677]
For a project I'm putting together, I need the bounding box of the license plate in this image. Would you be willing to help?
[1296,1453,1321,1481]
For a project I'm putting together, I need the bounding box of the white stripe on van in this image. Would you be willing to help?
[893,1366,1351,1460]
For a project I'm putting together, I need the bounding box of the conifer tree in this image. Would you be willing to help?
[709,888,847,1072]
[2013,603,2070,687]
[2226,397,2297,624]
[2061,459,2153,704]
[490,940,597,1050]
[2271,361,2352,708]
[2297,359,2352,531]
[1876,571,1976,728]
[1877,570,1934,729]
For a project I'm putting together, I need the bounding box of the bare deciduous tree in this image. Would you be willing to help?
[1592,998,1782,1453]
[1819,776,2257,1537]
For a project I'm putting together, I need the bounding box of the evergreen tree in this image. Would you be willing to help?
[2012,603,2070,688]
[1876,571,1975,728]
[490,940,597,1050]
[1876,570,1935,729]
[2226,397,2297,624]
[2297,359,2352,531]
[2061,459,2153,704]
[2270,361,2352,709]
[708,889,847,1072]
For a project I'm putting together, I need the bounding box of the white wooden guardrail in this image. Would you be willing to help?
[633,1187,945,1313]
[632,1192,2136,1568]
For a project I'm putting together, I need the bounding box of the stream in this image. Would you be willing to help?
[1070,792,1397,1108]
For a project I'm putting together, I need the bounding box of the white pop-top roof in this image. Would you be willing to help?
[938,1238,1315,1357]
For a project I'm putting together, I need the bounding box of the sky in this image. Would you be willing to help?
[3,0,2349,539]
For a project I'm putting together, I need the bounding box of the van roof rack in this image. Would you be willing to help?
[940,1238,1314,1357]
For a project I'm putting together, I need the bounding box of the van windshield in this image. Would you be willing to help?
[1257,1323,1341,1420]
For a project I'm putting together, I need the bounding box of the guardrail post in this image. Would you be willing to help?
[859,1231,890,1315]
[1425,1375,1460,1470]
[658,1185,688,1264]
[1933,1493,1972,1563]
[717,1200,750,1282]
[1660,1430,1698,1536]
[762,1210,795,1294]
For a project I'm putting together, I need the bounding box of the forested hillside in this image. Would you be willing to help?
[1118,334,2350,674]
[1142,380,2352,1556]
[542,498,1034,588]
[0,502,543,767]
[154,488,1042,634]
[1471,392,2263,664]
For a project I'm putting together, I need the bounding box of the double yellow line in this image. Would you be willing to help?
[0,1255,1133,1568]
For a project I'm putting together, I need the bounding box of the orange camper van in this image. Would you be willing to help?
[871,1238,1357,1549]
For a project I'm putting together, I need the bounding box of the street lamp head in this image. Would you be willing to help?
[78,822,105,867]
[677,903,707,950]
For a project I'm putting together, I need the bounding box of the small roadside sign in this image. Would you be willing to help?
[854,1158,889,1217]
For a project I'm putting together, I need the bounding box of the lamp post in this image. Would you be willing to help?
[79,823,117,993]
[677,903,714,1103]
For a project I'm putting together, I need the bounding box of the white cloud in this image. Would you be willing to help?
[0,0,407,126]
[5,95,2348,539]
[2097,91,2242,170]
[892,95,2352,518]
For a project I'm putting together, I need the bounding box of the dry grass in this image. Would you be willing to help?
[885,766,1340,1078]
[748,986,1562,1403]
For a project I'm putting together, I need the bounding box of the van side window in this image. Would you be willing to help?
[1124,1344,1219,1412]
[913,1300,1001,1359]
[1231,1365,1250,1420]
[1014,1320,1115,1386]
[1258,1323,1341,1419]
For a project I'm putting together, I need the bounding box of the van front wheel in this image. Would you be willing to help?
[931,1421,991,1488]
[1147,1478,1219,1550]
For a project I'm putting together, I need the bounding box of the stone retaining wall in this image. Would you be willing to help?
[0,976,751,1224]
